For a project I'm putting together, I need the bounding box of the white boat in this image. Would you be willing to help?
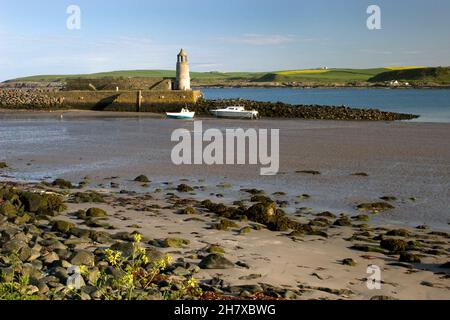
[166,108,195,119]
[210,106,259,119]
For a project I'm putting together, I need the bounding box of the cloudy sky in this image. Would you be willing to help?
[0,0,449,81]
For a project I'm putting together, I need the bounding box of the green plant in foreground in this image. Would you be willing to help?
[0,254,40,300]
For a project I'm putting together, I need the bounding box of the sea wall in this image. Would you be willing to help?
[0,89,203,111]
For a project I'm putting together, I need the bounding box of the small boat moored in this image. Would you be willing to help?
[166,108,195,119]
[210,106,259,119]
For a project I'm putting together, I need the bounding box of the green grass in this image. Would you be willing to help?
[369,67,450,84]
[6,66,449,85]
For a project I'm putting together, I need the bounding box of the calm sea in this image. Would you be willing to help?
[201,88,450,123]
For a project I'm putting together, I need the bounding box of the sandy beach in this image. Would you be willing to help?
[1,110,449,300]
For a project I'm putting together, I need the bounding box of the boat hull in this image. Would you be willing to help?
[166,112,195,119]
[211,111,258,119]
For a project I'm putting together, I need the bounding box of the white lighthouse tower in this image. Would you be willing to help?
[175,48,191,91]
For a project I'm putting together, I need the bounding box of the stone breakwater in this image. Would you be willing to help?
[0,90,64,109]
[0,89,419,121]
[191,99,419,121]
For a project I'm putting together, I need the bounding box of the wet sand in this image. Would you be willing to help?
[1,110,449,230]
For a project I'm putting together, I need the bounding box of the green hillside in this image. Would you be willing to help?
[5,66,449,86]
[368,67,450,84]
[255,68,386,83]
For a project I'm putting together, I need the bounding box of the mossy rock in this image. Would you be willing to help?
[70,250,95,266]
[239,226,252,235]
[53,220,76,233]
[0,162,8,169]
[13,213,33,225]
[316,212,337,219]
[161,237,190,248]
[333,217,352,227]
[19,192,46,213]
[86,207,108,218]
[71,191,105,204]
[386,229,410,237]
[0,201,17,217]
[351,244,386,254]
[356,202,394,212]
[250,195,273,203]
[380,238,407,252]
[342,258,357,266]
[198,254,234,269]
[52,178,73,189]
[179,207,196,215]
[134,175,150,183]
[177,184,194,192]
[206,245,225,255]
[213,219,239,231]
[399,252,421,263]
[70,227,91,239]
[353,215,370,222]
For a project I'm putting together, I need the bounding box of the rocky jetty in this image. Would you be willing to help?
[190,99,419,121]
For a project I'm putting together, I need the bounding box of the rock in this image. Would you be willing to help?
[250,195,273,203]
[213,219,238,231]
[13,213,33,225]
[110,242,135,257]
[199,254,234,269]
[353,215,370,222]
[239,226,252,235]
[333,217,352,226]
[380,239,407,252]
[53,220,75,233]
[179,207,196,215]
[351,244,386,254]
[399,252,421,263]
[0,162,8,169]
[380,196,397,202]
[177,184,194,192]
[85,207,108,218]
[239,274,262,280]
[356,202,394,212]
[71,250,95,266]
[0,201,17,217]
[172,266,191,277]
[70,227,91,239]
[41,252,60,265]
[206,245,225,255]
[386,229,410,237]
[161,238,190,248]
[20,192,45,213]
[52,178,73,189]
[316,212,337,219]
[89,231,112,244]
[70,191,105,204]
[134,175,150,183]
[229,284,263,294]
[342,258,357,266]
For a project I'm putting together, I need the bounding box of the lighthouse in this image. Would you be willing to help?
[175,49,191,91]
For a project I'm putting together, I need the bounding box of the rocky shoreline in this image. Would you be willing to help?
[0,89,419,121]
[1,177,449,300]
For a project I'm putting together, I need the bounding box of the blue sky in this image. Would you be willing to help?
[0,0,449,81]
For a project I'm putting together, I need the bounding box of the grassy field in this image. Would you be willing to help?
[6,66,449,85]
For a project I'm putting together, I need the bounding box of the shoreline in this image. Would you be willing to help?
[1,179,449,300]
